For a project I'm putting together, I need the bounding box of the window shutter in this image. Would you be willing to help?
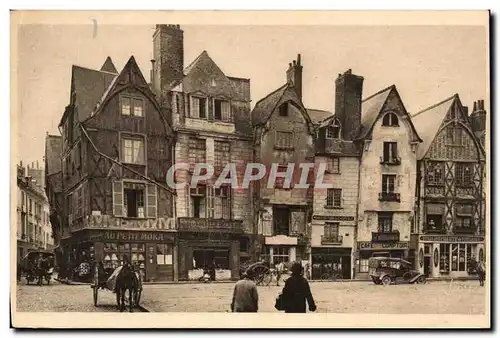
[383,143,389,161]
[185,185,191,217]
[393,143,398,159]
[146,183,157,219]
[207,185,215,218]
[112,181,124,217]
[222,101,231,121]
[207,98,214,121]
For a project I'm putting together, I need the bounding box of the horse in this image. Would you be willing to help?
[115,263,140,312]
[34,256,50,286]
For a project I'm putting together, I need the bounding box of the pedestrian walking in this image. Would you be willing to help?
[477,259,486,287]
[280,262,317,313]
[230,271,259,312]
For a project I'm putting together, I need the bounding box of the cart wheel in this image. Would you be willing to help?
[135,289,142,307]
[320,273,330,281]
[333,273,343,282]
[381,275,392,285]
[262,272,273,286]
[92,265,99,306]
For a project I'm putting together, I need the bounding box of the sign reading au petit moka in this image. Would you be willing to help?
[88,231,172,242]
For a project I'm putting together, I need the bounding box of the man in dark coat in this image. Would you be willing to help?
[231,271,259,312]
[281,262,317,313]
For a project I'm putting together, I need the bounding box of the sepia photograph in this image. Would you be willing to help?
[10,10,490,329]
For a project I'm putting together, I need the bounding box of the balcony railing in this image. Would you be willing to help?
[380,156,401,165]
[372,230,400,242]
[321,235,343,245]
[453,227,477,234]
[423,227,446,234]
[379,192,401,202]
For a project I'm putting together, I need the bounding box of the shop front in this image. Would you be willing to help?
[415,234,485,279]
[62,229,176,282]
[177,217,243,281]
[311,247,352,280]
[355,240,410,280]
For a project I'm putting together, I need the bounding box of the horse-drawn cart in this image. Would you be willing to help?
[90,263,143,311]
[21,250,54,285]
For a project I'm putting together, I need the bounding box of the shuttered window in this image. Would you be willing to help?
[146,183,157,219]
[112,181,124,217]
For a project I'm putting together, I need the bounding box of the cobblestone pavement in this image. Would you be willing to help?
[15,281,143,312]
[141,280,485,314]
[15,280,485,314]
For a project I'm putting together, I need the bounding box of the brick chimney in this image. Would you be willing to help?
[334,69,364,141]
[152,24,184,97]
[286,54,303,101]
[469,99,486,135]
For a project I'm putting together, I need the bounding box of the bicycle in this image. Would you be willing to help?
[320,267,343,282]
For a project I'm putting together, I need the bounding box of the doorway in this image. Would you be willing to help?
[424,256,431,277]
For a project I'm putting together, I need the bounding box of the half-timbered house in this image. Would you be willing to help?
[251,55,316,267]
[57,56,176,282]
[151,24,253,281]
[411,94,486,279]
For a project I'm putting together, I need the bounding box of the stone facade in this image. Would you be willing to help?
[355,85,421,279]
[153,24,253,281]
[16,163,54,265]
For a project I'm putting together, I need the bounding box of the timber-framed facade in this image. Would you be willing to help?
[411,94,486,279]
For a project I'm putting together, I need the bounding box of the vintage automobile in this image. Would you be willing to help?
[368,257,426,285]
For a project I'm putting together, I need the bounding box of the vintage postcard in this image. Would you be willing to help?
[10,10,490,329]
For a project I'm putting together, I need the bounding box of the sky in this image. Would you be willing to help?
[15,24,488,167]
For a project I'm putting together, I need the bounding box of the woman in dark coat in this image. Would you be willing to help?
[281,262,317,313]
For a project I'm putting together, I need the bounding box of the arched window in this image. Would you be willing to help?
[326,119,341,139]
[382,112,399,126]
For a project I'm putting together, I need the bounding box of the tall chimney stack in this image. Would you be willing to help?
[286,54,303,101]
[335,69,364,141]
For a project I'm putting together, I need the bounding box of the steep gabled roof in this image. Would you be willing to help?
[69,65,118,122]
[100,56,118,74]
[84,56,173,132]
[251,83,289,125]
[357,84,422,143]
[358,85,393,139]
[411,95,456,160]
[307,108,333,125]
[45,134,62,175]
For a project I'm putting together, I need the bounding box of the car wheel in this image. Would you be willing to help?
[381,275,392,285]
[416,276,426,284]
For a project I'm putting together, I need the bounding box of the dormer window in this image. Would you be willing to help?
[326,120,341,139]
[382,112,399,126]
[279,103,288,117]
[121,96,144,117]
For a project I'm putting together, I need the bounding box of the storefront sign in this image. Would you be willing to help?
[357,241,409,250]
[419,235,484,243]
[88,231,173,243]
[178,218,243,233]
[312,215,355,221]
